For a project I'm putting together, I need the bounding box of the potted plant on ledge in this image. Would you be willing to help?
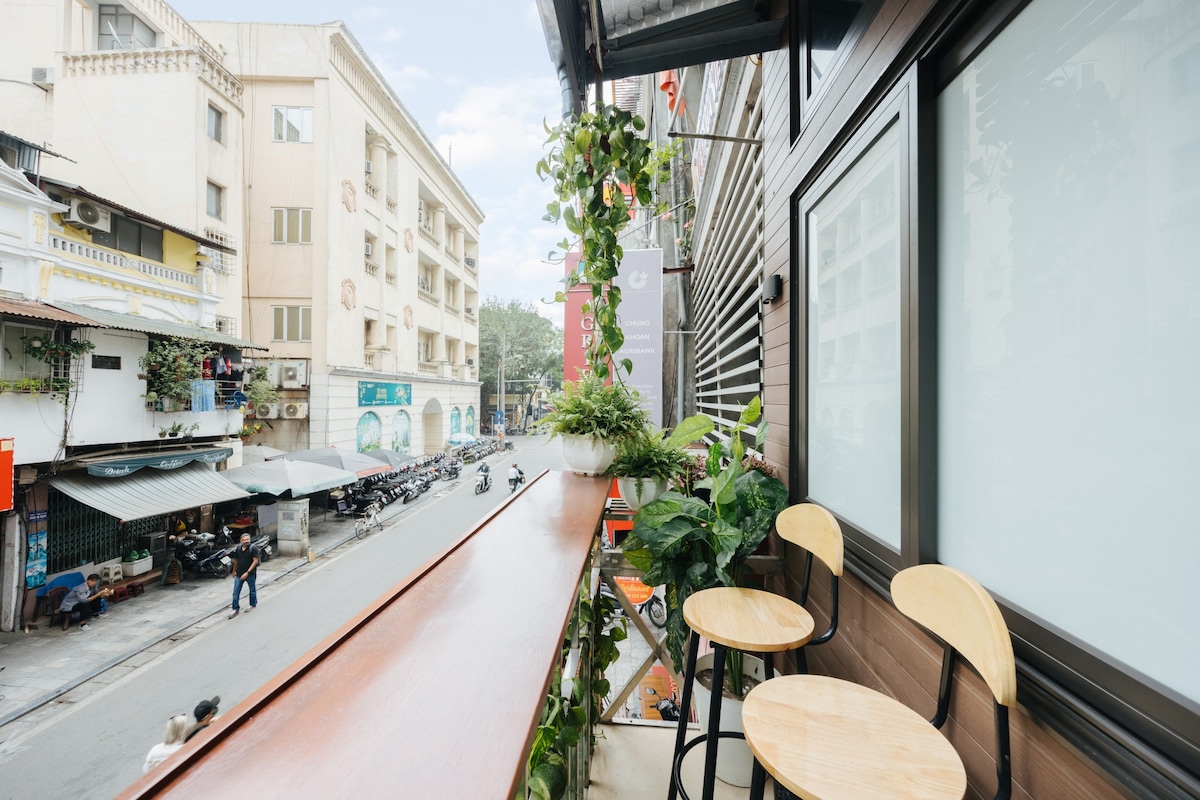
[606,415,712,510]
[620,398,788,785]
[537,371,649,474]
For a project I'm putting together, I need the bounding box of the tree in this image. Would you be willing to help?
[479,298,563,430]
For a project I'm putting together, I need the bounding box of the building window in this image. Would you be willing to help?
[272,306,312,342]
[206,182,223,220]
[92,216,164,262]
[271,208,312,244]
[806,121,902,549]
[272,107,313,143]
[937,0,1198,706]
[207,104,224,143]
[98,4,156,50]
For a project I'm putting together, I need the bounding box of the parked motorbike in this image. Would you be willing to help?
[251,533,273,563]
[474,465,492,494]
[600,583,667,629]
[438,458,462,480]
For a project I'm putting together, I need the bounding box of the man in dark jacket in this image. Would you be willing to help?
[228,533,260,618]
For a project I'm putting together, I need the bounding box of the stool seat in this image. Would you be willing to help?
[744,674,967,800]
[101,564,123,584]
[684,587,815,652]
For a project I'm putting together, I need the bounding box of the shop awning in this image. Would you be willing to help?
[77,447,233,477]
[48,462,250,522]
[0,297,100,326]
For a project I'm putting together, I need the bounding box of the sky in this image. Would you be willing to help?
[169,0,569,326]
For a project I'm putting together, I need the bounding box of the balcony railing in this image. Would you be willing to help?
[418,287,438,306]
[49,234,197,286]
[364,258,380,277]
[363,351,375,369]
[62,47,242,108]
[364,179,380,200]
[417,361,439,376]
[386,197,397,215]
[385,271,396,287]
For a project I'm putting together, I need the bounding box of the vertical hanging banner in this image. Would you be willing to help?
[613,249,664,428]
[0,438,13,512]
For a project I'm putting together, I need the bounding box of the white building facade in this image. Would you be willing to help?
[192,22,483,455]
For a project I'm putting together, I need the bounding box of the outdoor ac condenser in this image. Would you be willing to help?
[282,402,308,419]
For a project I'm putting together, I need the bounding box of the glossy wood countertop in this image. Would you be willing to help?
[118,470,613,800]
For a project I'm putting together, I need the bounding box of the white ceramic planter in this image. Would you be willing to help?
[560,434,616,475]
[691,652,766,787]
[616,476,667,510]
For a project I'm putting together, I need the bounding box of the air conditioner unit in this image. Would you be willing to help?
[364,160,373,174]
[282,401,308,419]
[280,359,309,388]
[464,256,476,267]
[364,242,373,256]
[65,198,112,232]
[32,67,55,90]
[464,307,474,315]
[466,357,474,365]
[257,402,281,419]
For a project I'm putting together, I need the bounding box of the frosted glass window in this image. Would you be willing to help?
[808,122,902,547]
[271,208,312,244]
[938,0,1200,703]
[272,306,311,342]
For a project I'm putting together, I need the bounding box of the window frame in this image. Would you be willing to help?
[271,106,314,143]
[271,306,312,342]
[207,104,224,143]
[206,181,223,221]
[270,208,312,245]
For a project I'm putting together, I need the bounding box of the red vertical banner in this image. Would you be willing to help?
[0,438,13,512]
[563,251,593,383]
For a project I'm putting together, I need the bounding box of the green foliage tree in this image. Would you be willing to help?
[478,298,562,425]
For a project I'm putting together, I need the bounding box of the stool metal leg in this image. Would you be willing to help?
[669,632,701,800]
[701,643,727,800]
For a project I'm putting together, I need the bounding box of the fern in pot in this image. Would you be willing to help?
[536,371,648,474]
[607,417,711,510]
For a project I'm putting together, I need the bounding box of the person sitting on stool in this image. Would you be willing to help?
[59,573,112,632]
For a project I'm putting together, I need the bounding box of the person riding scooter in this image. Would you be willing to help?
[474,462,492,494]
[507,463,525,493]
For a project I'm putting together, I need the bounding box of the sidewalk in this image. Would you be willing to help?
[0,464,474,732]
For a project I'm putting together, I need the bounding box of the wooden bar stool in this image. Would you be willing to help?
[669,503,844,800]
[742,564,1017,800]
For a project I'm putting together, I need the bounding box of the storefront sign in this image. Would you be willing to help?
[85,448,233,477]
[358,381,412,406]
[29,509,48,522]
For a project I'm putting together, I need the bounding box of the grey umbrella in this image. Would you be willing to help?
[267,447,393,479]
[364,449,418,470]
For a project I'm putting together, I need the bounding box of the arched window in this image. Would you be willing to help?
[392,411,411,454]
[356,412,382,452]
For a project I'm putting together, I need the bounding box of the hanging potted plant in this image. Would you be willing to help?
[621,398,788,785]
[605,416,709,510]
[536,371,649,474]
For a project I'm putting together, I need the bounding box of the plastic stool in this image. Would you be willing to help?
[128,581,145,598]
[112,585,129,603]
[101,564,123,584]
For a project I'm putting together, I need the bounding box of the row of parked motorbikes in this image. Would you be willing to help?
[331,453,465,517]
[170,526,273,580]
[460,437,512,463]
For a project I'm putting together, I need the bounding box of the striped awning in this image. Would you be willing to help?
[48,462,250,522]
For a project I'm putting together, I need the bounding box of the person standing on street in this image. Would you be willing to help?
[228,533,260,618]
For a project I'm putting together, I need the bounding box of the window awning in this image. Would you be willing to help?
[48,462,250,522]
[48,301,264,350]
[77,447,233,478]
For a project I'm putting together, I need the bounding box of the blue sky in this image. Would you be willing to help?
[170,0,568,325]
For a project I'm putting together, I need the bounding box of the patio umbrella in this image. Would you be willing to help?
[268,447,393,479]
[241,444,287,464]
[223,459,358,496]
[447,432,477,445]
[364,448,418,470]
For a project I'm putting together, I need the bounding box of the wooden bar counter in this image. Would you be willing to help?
[119,470,613,800]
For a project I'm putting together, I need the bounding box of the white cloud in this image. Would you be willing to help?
[353,5,387,22]
[377,27,404,43]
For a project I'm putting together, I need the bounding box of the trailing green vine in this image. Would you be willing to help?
[538,104,659,381]
[526,585,626,800]
[139,336,216,404]
[21,335,96,363]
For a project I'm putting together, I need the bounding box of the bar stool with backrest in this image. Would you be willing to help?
[742,563,1016,800]
[669,503,845,800]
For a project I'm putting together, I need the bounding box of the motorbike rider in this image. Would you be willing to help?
[507,463,525,492]
[475,461,492,492]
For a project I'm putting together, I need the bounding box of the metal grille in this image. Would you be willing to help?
[47,488,164,573]
[690,70,764,445]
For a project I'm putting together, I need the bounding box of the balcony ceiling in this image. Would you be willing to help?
[538,0,784,115]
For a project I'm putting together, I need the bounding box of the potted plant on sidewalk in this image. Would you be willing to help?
[620,398,788,784]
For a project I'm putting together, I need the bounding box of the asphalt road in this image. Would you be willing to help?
[0,435,564,800]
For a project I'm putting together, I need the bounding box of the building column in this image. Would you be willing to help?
[433,206,446,249]
[367,135,389,349]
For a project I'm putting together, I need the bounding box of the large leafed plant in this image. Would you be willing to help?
[621,399,789,694]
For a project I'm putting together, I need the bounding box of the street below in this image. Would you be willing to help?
[0,435,564,800]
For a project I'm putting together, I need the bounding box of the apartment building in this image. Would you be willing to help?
[191,21,483,454]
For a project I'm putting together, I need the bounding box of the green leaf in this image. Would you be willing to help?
[666,414,714,448]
